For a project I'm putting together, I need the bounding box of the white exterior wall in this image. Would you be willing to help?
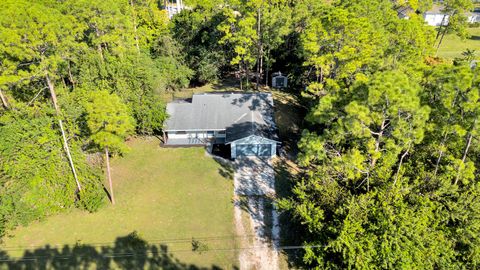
[424,13,480,26]
[167,132,191,139]
[230,135,277,159]
[195,132,211,139]
[167,131,216,139]
[164,0,185,18]
[469,13,480,23]
[425,13,448,26]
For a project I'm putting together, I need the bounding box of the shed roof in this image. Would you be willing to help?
[165,92,278,142]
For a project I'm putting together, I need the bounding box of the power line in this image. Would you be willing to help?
[0,234,258,251]
[0,244,321,263]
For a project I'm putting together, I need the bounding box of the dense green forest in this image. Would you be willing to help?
[0,0,192,236]
[1,0,479,268]
[178,0,479,268]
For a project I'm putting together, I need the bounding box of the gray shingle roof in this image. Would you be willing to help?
[165,92,278,142]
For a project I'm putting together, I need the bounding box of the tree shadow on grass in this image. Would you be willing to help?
[211,150,235,181]
[469,35,480,41]
[210,78,241,92]
[0,232,232,270]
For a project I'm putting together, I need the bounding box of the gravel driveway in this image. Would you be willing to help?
[234,157,275,196]
[234,157,280,270]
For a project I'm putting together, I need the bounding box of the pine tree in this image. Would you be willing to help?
[84,90,135,204]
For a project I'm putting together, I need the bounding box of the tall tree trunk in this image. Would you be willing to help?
[436,12,455,53]
[97,44,104,62]
[68,61,76,89]
[320,67,324,83]
[364,118,386,191]
[94,26,105,62]
[436,27,448,53]
[246,61,250,90]
[105,146,115,204]
[265,64,269,86]
[0,88,8,109]
[256,61,260,90]
[370,119,386,168]
[454,128,475,185]
[433,132,448,179]
[256,6,262,91]
[46,73,82,192]
[265,50,270,86]
[129,0,140,53]
[259,53,264,87]
[435,14,447,41]
[434,88,459,179]
[394,147,410,186]
[239,62,243,91]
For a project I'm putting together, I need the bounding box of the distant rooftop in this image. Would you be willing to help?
[425,3,480,15]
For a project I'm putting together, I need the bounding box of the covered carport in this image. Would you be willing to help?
[228,135,278,159]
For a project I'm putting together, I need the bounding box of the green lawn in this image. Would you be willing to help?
[0,138,237,269]
[437,27,480,60]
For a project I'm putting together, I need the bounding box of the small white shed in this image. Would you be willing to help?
[272,72,288,88]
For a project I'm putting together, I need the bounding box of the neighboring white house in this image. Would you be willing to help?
[424,11,449,26]
[163,0,186,19]
[424,5,480,26]
[164,93,279,159]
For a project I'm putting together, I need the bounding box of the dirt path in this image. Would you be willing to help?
[234,157,280,270]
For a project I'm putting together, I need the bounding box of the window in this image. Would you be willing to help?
[207,131,214,135]
[176,131,187,134]
[218,130,226,134]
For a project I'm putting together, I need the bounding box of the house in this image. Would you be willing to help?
[164,93,279,159]
[397,6,414,19]
[163,0,186,19]
[424,11,480,26]
[424,5,480,26]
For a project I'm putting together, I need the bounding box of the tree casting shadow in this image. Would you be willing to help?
[0,232,231,270]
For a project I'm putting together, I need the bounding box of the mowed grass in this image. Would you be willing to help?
[437,27,480,60]
[1,138,237,269]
